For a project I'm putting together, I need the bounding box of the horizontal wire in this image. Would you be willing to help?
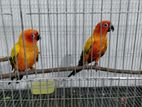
[26,11,142,15]
[1,76,142,83]
[2,11,141,16]
[0,56,10,62]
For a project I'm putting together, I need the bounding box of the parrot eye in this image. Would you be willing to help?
[103,23,108,27]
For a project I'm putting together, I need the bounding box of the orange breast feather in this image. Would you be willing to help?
[91,36,107,62]
[84,35,107,63]
[17,46,38,71]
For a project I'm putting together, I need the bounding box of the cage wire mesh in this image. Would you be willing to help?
[0,0,142,107]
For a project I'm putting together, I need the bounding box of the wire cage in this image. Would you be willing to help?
[0,0,142,107]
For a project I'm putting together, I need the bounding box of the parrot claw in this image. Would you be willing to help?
[94,63,99,71]
[16,81,20,84]
[8,82,11,85]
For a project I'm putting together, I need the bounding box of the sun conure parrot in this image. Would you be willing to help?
[9,29,41,84]
[68,20,114,77]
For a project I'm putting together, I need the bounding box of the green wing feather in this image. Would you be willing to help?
[83,36,95,55]
[10,43,20,70]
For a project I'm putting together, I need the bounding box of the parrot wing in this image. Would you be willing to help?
[84,36,107,58]
[10,43,20,70]
[82,36,97,63]
[83,36,95,56]
[68,36,95,77]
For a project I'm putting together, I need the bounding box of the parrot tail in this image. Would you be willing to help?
[68,51,83,77]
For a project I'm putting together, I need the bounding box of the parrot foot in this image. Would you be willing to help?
[30,67,35,70]
[8,82,11,85]
[16,81,20,84]
[94,62,99,71]
[83,62,88,67]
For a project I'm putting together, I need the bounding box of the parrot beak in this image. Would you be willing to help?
[37,34,41,40]
[108,25,114,32]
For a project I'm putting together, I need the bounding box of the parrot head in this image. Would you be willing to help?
[19,29,41,44]
[94,20,114,35]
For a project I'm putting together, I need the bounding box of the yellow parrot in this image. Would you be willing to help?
[9,29,41,84]
[68,20,114,77]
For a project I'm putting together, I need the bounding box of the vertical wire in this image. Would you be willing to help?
[30,80,34,107]
[78,0,81,103]
[100,78,105,107]
[29,0,38,76]
[122,0,130,71]
[90,0,94,77]
[47,0,53,107]
[19,0,28,82]
[107,0,113,76]
[139,0,142,73]
[55,0,58,106]
[123,2,137,105]
[132,0,141,107]
[132,79,137,107]
[108,79,113,107]
[79,0,86,105]
[90,0,95,105]
[131,0,140,70]
[140,79,142,107]
[46,0,53,105]
[108,0,113,106]
[18,3,31,105]
[37,1,42,107]
[71,0,77,105]
[28,0,35,106]
[99,0,103,78]
[42,1,46,70]
[56,0,59,69]
[120,0,130,105]
[137,1,142,76]
[114,0,122,74]
[64,0,68,106]
[73,0,77,74]
[1,82,6,107]
[65,0,68,73]
[126,2,136,71]
[93,78,97,106]
[37,0,44,75]
[82,0,85,77]
[0,1,12,107]
[70,78,73,107]
[116,78,120,107]
[82,0,89,107]
[46,79,49,107]
[100,0,104,106]
[114,0,122,107]
[0,0,11,77]
[124,78,129,107]
[9,0,19,88]
[139,32,142,70]
[46,0,54,68]
[9,0,17,106]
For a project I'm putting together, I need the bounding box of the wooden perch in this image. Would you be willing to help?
[0,56,11,62]
[0,65,142,79]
